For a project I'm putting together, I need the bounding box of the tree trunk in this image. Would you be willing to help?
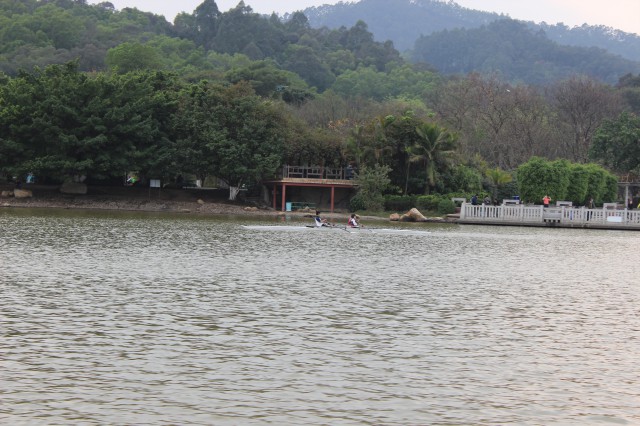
[229,186,241,201]
[425,162,435,195]
[404,162,410,195]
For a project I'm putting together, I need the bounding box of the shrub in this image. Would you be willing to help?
[565,164,589,205]
[349,193,367,212]
[441,164,483,194]
[416,194,442,211]
[517,157,615,205]
[437,198,456,215]
[584,164,608,204]
[603,174,618,202]
[352,164,391,211]
[384,195,416,212]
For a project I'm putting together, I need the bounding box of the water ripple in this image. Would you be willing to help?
[1,210,639,425]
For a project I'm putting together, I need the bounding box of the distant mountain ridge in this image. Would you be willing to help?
[411,19,640,85]
[301,0,640,63]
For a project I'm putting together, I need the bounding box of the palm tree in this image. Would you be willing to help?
[485,167,512,202]
[410,123,457,194]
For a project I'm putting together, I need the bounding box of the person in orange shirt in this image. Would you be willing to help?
[543,195,551,208]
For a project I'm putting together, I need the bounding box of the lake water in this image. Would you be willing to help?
[1,208,639,425]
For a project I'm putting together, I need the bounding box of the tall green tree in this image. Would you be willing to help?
[208,82,288,199]
[194,0,220,50]
[485,167,512,202]
[171,81,225,185]
[351,164,391,211]
[106,42,163,73]
[224,59,311,99]
[410,122,457,194]
[590,112,640,174]
[282,44,335,91]
[617,73,640,114]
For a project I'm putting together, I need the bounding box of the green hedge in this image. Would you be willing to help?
[517,157,618,205]
[384,195,416,212]
[416,195,443,211]
[437,199,457,214]
[385,193,476,212]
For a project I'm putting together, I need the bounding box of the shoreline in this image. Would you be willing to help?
[0,184,387,222]
[0,184,456,224]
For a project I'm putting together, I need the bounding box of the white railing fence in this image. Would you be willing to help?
[460,203,640,227]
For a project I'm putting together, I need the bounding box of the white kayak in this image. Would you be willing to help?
[241,225,430,235]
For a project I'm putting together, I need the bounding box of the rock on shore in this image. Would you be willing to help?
[400,208,428,222]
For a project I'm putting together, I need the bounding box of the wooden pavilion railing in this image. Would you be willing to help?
[280,165,355,180]
[618,173,640,184]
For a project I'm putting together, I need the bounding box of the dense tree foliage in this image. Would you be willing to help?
[617,73,640,115]
[351,164,391,211]
[590,112,640,174]
[0,62,176,181]
[203,82,288,198]
[1,1,639,207]
[0,63,286,197]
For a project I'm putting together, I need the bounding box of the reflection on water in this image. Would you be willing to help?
[1,208,639,425]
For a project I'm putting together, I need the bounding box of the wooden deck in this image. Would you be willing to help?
[272,177,356,187]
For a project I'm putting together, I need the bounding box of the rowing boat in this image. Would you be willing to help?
[241,225,429,235]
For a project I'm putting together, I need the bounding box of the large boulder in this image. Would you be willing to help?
[1,190,13,198]
[400,207,427,222]
[60,182,87,194]
[389,213,400,221]
[14,189,33,198]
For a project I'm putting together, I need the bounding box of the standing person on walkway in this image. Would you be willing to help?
[471,194,478,205]
[543,195,551,208]
[586,197,595,221]
[628,198,634,210]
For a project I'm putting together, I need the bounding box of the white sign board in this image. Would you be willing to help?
[150,179,161,188]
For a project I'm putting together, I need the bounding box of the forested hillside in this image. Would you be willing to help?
[1,0,639,207]
[0,0,405,91]
[303,0,640,62]
[536,23,640,63]
[302,0,502,52]
[2,0,638,86]
[412,20,640,85]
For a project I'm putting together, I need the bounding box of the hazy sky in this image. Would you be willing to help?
[91,0,640,35]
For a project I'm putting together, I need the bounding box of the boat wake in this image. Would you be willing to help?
[241,225,430,235]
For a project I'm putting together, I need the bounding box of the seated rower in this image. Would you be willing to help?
[347,213,360,228]
[314,210,331,227]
